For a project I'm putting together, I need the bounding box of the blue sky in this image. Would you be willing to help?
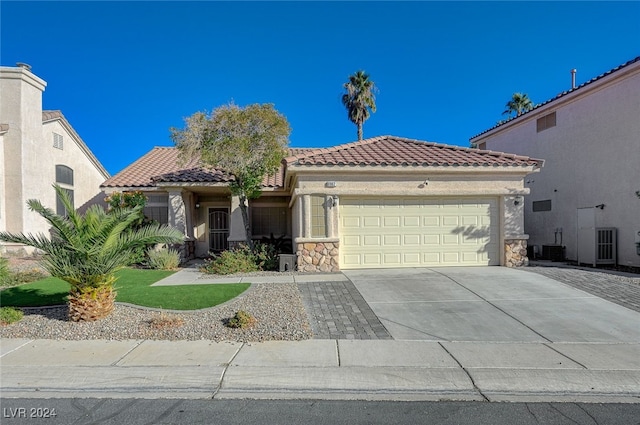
[2,1,638,176]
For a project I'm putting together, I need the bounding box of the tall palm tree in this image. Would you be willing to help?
[503,92,534,118]
[0,185,183,321]
[342,70,377,140]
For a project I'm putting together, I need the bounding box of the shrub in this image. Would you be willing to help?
[252,241,279,271]
[200,245,259,275]
[148,311,185,329]
[146,247,181,270]
[0,307,24,325]
[0,257,10,284]
[225,310,256,329]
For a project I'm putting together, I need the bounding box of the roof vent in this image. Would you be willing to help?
[16,62,32,72]
[570,68,577,89]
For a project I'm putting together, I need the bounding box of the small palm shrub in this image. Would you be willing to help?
[0,185,184,322]
[200,245,259,275]
[0,307,24,325]
[146,247,181,270]
[225,310,256,329]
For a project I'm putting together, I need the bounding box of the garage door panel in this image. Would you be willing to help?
[384,235,401,245]
[404,216,420,227]
[384,216,401,227]
[442,234,459,244]
[340,197,498,269]
[423,217,440,226]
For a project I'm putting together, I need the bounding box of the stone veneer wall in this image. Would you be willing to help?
[505,239,528,267]
[296,241,340,272]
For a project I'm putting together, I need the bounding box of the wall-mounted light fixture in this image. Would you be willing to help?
[595,204,605,210]
[331,195,338,207]
[514,196,523,206]
[195,203,200,209]
[325,181,337,188]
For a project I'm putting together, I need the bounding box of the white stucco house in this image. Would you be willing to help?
[101,136,542,271]
[0,63,110,253]
[470,56,640,269]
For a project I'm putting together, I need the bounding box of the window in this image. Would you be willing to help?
[536,112,556,132]
[532,200,552,212]
[251,206,287,236]
[144,193,169,225]
[311,195,327,237]
[55,165,74,215]
[53,133,63,150]
[56,188,74,216]
[55,165,74,185]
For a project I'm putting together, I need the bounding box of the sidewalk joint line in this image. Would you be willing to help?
[543,343,589,369]
[212,342,244,399]
[113,340,145,366]
[335,340,341,367]
[438,341,489,402]
[0,339,34,357]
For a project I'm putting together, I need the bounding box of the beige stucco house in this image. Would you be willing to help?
[471,56,640,268]
[102,136,542,271]
[0,63,110,253]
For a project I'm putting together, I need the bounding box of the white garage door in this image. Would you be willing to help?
[340,197,499,269]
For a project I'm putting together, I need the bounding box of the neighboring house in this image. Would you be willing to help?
[0,63,110,253]
[102,136,542,271]
[470,56,640,268]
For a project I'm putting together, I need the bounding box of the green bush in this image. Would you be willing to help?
[252,242,279,271]
[200,245,259,275]
[225,310,256,328]
[0,257,9,284]
[146,247,181,270]
[0,307,24,325]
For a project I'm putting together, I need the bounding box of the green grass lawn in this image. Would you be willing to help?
[0,268,250,310]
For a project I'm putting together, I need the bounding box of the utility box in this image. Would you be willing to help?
[279,254,297,272]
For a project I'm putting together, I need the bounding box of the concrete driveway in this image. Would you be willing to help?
[343,267,640,343]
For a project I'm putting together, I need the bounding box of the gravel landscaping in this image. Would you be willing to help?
[1,258,313,341]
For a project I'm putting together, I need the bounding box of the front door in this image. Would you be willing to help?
[209,208,229,252]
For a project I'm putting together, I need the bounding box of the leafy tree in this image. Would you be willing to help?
[503,92,534,118]
[171,103,290,246]
[0,185,183,321]
[342,70,377,140]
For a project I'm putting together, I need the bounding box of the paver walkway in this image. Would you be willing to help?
[297,280,392,340]
[523,266,640,313]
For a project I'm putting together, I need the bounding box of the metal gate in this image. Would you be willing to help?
[209,208,229,252]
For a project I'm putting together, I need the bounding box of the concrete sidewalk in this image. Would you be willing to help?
[151,267,348,285]
[2,339,639,402]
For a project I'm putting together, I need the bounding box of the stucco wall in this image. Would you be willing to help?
[472,64,640,267]
[0,66,46,237]
[1,66,108,252]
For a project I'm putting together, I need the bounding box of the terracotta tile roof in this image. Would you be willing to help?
[471,56,640,139]
[286,136,543,168]
[42,110,63,121]
[102,147,286,189]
